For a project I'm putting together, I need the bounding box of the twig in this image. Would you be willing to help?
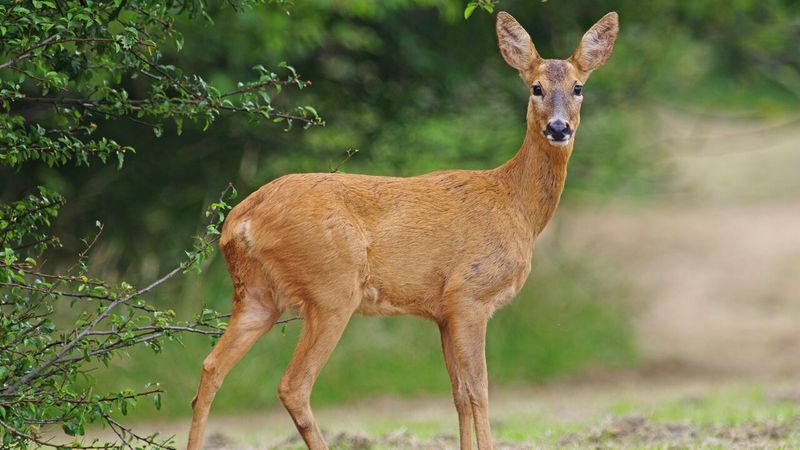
[66,222,105,273]
[0,417,98,449]
[0,34,59,70]
[220,76,307,98]
[0,36,154,71]
[4,264,185,395]
[0,198,65,235]
[330,148,359,173]
[15,96,322,125]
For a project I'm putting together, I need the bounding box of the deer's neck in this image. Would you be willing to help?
[496,129,571,236]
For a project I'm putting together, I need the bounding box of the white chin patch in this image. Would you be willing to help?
[546,135,572,147]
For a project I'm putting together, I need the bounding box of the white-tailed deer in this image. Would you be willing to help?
[187,11,618,450]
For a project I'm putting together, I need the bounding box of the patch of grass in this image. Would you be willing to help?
[616,384,800,427]
[531,385,800,447]
[492,417,586,443]
[356,384,800,449]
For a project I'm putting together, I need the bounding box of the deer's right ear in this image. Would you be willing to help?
[496,12,539,71]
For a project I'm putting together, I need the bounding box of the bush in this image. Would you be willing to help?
[0,0,320,447]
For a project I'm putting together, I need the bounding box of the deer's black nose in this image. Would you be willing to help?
[544,120,572,141]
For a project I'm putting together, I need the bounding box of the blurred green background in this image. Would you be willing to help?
[4,0,799,419]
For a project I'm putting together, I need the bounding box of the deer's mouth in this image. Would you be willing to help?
[544,133,572,147]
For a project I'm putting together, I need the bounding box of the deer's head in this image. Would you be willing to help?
[497,11,618,148]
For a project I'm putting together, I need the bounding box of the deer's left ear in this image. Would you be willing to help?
[571,12,619,73]
[496,12,540,72]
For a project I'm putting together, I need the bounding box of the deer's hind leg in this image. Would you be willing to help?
[186,244,283,450]
[277,281,361,450]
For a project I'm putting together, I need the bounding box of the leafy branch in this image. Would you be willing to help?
[0,184,290,448]
[0,0,324,169]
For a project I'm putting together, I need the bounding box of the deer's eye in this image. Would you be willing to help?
[573,84,583,96]
[531,85,543,97]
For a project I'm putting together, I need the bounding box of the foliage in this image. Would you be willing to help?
[0,0,321,447]
[0,0,321,170]
[0,187,233,448]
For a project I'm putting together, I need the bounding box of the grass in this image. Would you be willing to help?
[165,381,800,449]
[330,383,800,449]
[610,384,800,427]
[90,249,637,419]
[521,384,800,448]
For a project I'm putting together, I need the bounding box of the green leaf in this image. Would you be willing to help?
[464,2,478,19]
[62,422,78,436]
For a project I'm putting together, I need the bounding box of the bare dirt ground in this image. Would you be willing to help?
[125,111,800,448]
[131,377,800,448]
[208,415,800,449]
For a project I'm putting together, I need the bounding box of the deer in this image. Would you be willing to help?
[186,10,618,450]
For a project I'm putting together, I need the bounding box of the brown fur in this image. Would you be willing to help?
[187,11,618,450]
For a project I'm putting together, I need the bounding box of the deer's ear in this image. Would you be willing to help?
[571,12,619,73]
[496,12,539,71]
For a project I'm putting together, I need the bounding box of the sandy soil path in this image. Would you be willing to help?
[551,200,800,378]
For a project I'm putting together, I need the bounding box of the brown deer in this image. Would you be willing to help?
[186,11,618,450]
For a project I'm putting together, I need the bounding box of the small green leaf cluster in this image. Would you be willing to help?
[463,0,498,19]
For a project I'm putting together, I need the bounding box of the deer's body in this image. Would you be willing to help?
[221,139,564,322]
[187,11,618,450]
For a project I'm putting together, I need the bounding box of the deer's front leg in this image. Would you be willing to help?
[447,310,492,450]
[439,323,474,450]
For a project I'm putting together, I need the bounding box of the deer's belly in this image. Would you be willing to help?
[355,283,437,318]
